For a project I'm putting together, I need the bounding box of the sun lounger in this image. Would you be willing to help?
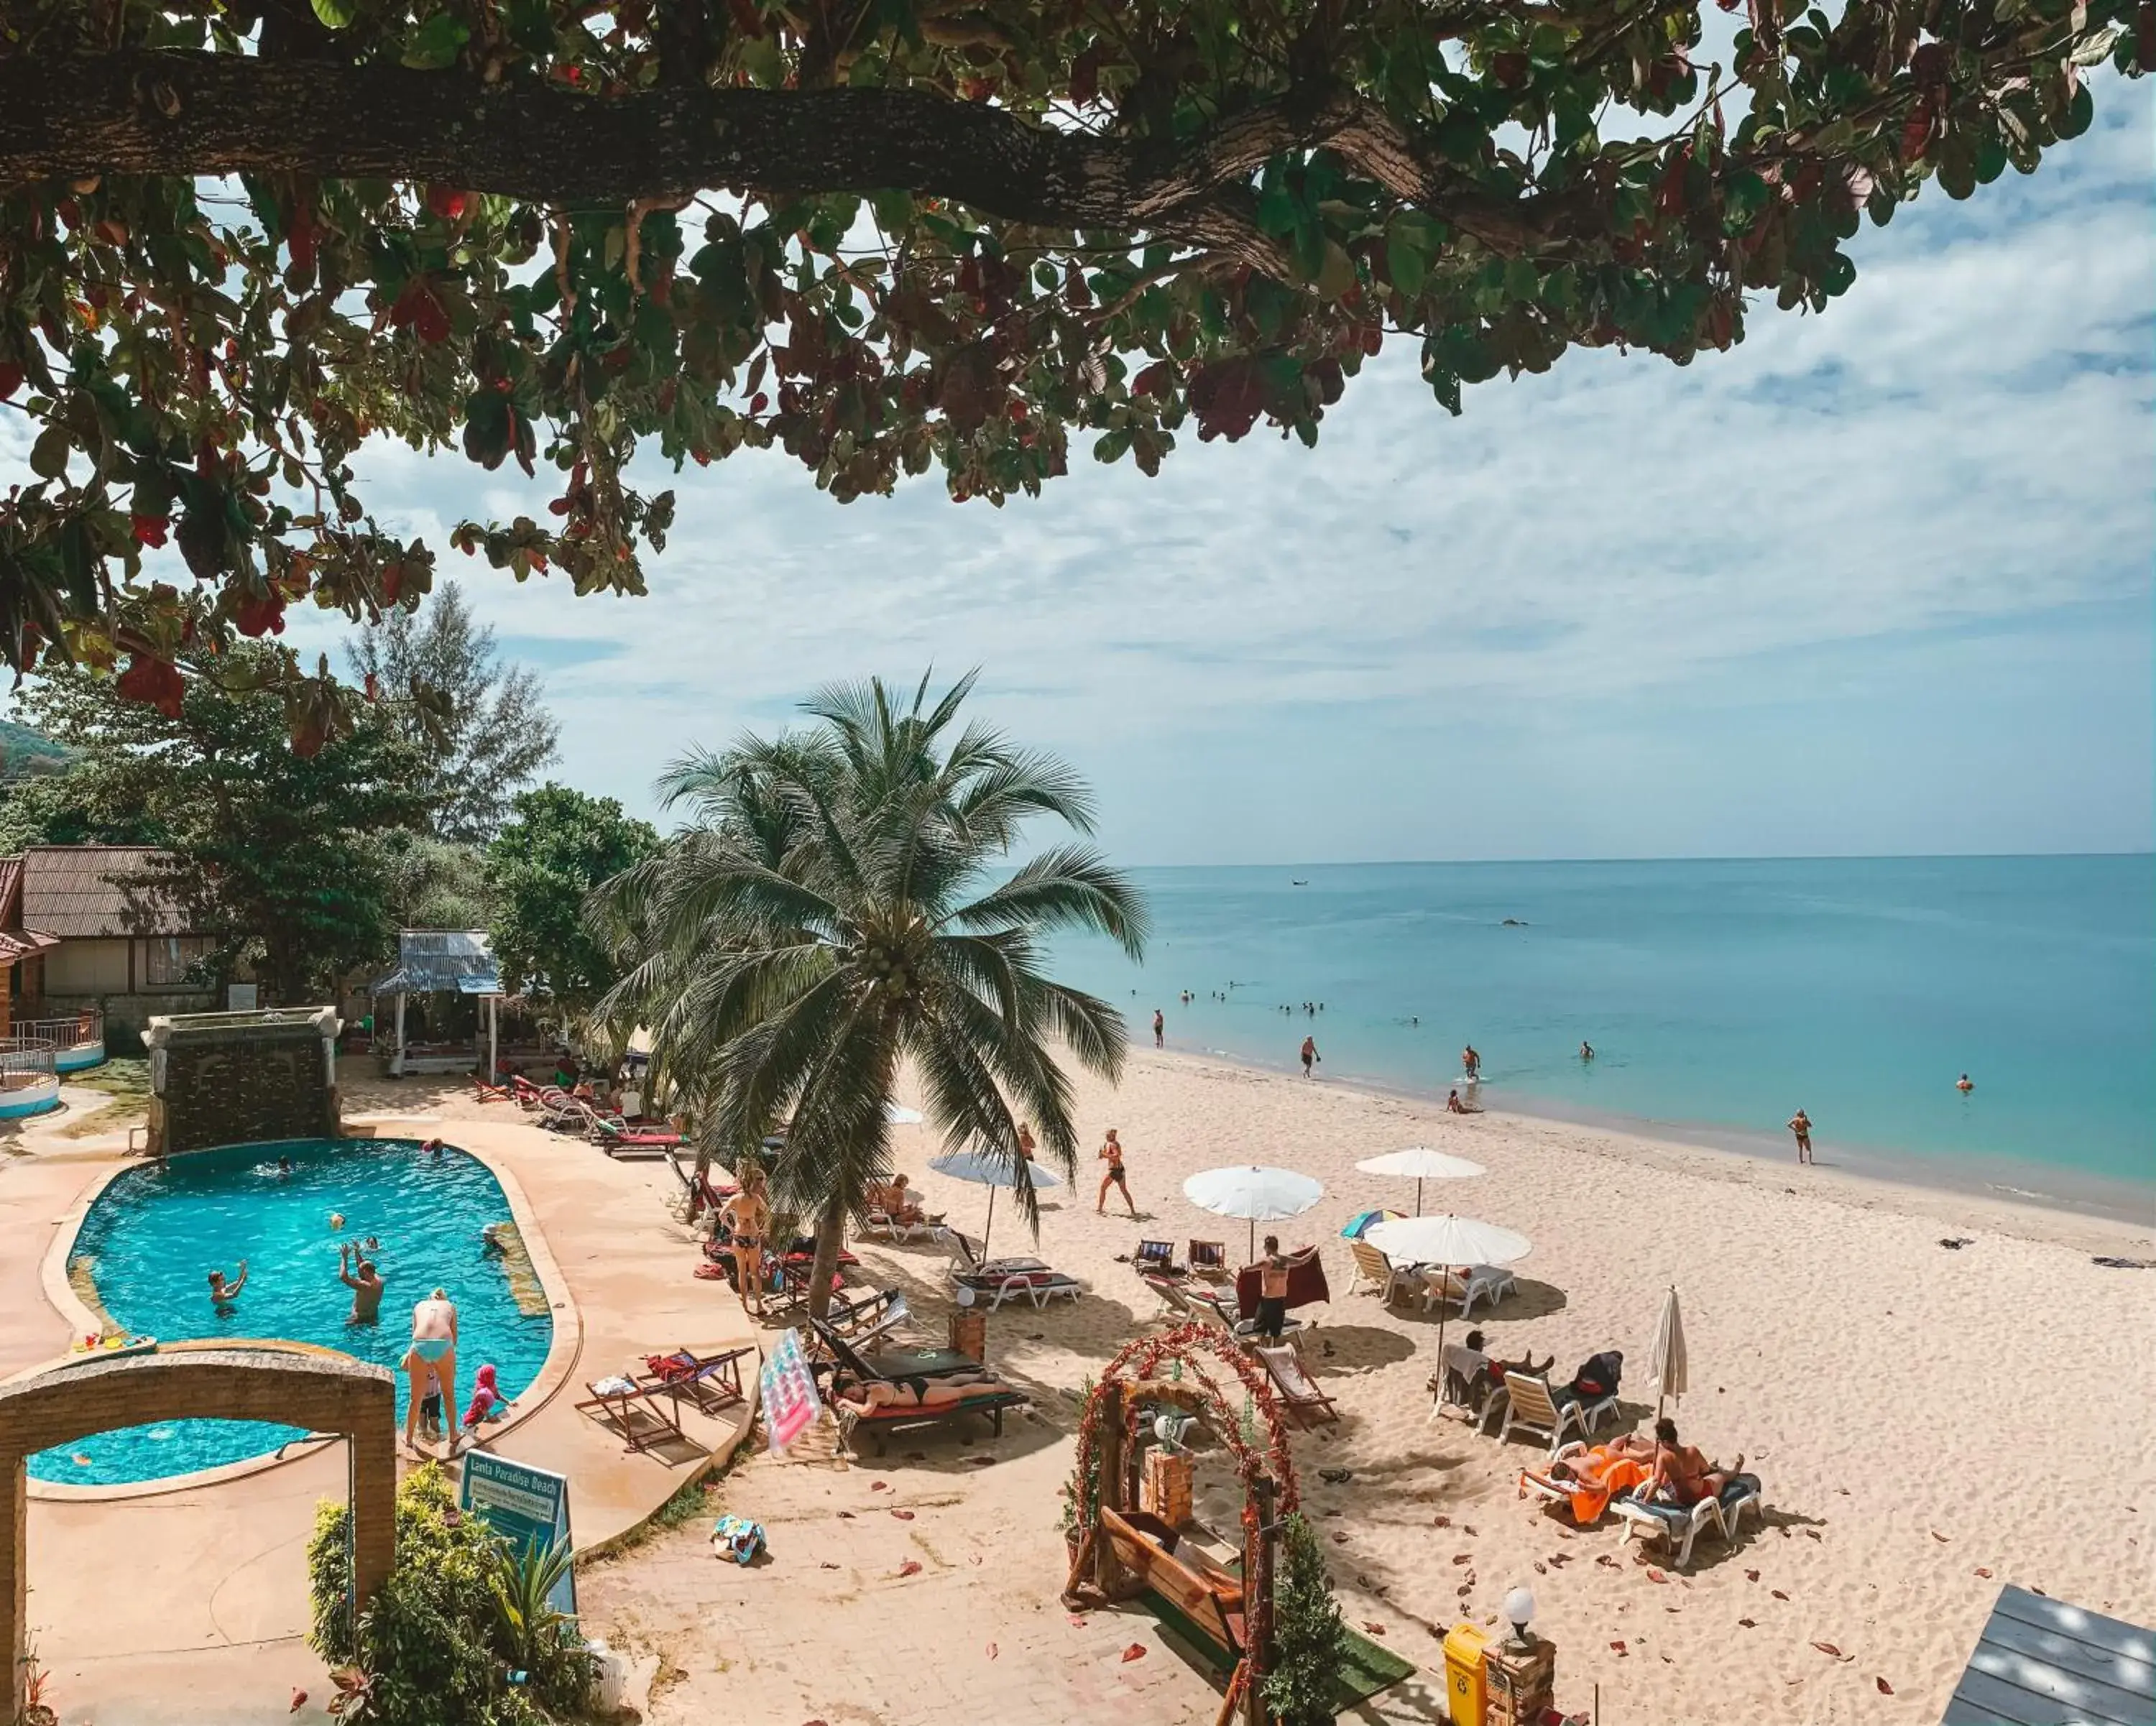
[1254,1342,1340,1427]
[1613,1473,1762,1569]
[634,1345,753,1419]
[1419,1264,1516,1316]
[1136,1239,1179,1272]
[1140,1268,1194,1321]
[1183,1282,1307,1349]
[576,1373,689,1455]
[808,1316,1026,1456]
[1348,1240,1417,1305]
[825,1287,914,1349]
[1497,1371,1618,1453]
[945,1230,1083,1311]
[1185,1240,1228,1280]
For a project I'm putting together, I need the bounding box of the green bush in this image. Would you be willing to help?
[308,1464,593,1726]
[1262,1513,1350,1726]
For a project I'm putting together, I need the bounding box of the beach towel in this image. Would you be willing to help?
[1234,1245,1331,1314]
[1551,1444,1654,1524]
[711,1515,765,1564]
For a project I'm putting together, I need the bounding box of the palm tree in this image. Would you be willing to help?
[593,672,1148,1319]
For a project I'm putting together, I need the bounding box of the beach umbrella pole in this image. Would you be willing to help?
[984,1184,997,1258]
[1416,1176,1425,1217]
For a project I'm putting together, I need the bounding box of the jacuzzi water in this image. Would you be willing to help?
[33,1137,554,1486]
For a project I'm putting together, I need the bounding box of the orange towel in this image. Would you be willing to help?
[1549,1448,1653,1523]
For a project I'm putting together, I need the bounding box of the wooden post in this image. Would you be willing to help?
[392,991,405,1076]
[1092,1380,1126,1597]
[1243,1474,1276,1726]
[487,993,498,1081]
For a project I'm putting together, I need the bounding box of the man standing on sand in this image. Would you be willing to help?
[1299,1035,1319,1076]
[1153,1008,1165,1049]
[1787,1109,1813,1164]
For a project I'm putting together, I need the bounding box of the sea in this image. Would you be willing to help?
[1046,855,2155,1219]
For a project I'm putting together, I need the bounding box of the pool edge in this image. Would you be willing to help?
[24,1135,585,1503]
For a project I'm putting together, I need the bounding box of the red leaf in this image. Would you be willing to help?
[986,1643,998,1659]
[116,654,186,718]
[1452,1554,1473,1565]
[1738,1617,1757,1628]
[290,1690,308,1714]
[233,594,287,638]
[1120,1643,1146,1663]
[1432,1515,1451,1528]
[391,276,451,345]
[1363,1622,1386,1637]
[0,361,24,400]
[1746,1569,1760,1582]
[869,1481,889,1492]
[1609,1640,1628,1656]
[1876,1676,1894,1695]
[1974,1567,1994,1579]
[1812,1640,1843,1658]
[1646,1568,1669,1584]
[1930,1531,1950,1543]
[132,514,170,548]
[1772,1590,1789,1600]
[896,1560,922,1578]
[891,1509,915,1520]
[425,184,471,222]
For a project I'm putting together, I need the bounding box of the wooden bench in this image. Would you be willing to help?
[1099,1506,1247,1669]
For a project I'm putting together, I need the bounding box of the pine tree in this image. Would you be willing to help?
[1262,1513,1349,1726]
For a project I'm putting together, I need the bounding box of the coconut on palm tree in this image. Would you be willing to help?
[593,672,1148,1319]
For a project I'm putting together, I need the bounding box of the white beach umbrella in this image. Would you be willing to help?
[928,1150,1060,1256]
[1354,1145,1487,1215]
[884,1102,925,1125]
[1183,1165,1325,1258]
[1649,1285,1688,1420]
[1363,1213,1533,1358]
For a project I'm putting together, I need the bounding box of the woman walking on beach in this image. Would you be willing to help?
[1787,1109,1813,1165]
[1153,1008,1165,1049]
[1300,1035,1319,1076]
[1097,1129,1138,1218]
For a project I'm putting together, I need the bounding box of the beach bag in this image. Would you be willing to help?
[711,1515,765,1565]
[1567,1349,1623,1402]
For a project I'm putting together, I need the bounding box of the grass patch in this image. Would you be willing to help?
[59,1059,151,1138]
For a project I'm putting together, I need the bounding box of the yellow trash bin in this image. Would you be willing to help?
[1442,1623,1489,1726]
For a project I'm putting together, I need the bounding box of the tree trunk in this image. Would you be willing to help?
[804,1196,845,1324]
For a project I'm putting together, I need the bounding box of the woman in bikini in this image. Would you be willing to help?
[720,1169,773,1318]
[405,1288,459,1457]
[1097,1129,1137,1218]
[1648,1416,1744,1506]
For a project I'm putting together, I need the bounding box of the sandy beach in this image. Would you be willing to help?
[584,1044,2156,1725]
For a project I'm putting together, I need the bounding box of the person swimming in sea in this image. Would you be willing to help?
[1956,1073,1974,1093]
[207,1261,248,1307]
[1580,1041,1595,1061]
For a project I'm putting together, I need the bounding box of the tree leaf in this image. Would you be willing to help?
[401,14,471,69]
[28,426,70,481]
[310,0,356,26]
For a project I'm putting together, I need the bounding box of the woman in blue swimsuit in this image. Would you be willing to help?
[405,1288,459,1457]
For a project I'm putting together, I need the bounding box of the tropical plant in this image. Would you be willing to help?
[595,670,1147,1318]
[346,586,560,842]
[486,784,659,1030]
[0,3,2139,741]
[1263,1513,1351,1726]
[306,1464,592,1726]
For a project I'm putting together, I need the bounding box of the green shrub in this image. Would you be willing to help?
[1262,1513,1350,1726]
[307,1464,593,1726]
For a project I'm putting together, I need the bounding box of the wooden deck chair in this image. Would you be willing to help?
[1348,1240,1416,1304]
[1185,1239,1229,1280]
[1135,1239,1178,1272]
[1497,1371,1617,1452]
[1254,1342,1339,1427]
[826,1287,914,1350]
[576,1373,688,1455]
[633,1345,753,1418]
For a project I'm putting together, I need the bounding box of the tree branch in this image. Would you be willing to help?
[0,49,1553,267]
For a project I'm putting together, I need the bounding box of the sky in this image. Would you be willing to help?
[9,89,2153,866]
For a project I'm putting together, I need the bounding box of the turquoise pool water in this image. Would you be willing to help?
[34,1137,553,1487]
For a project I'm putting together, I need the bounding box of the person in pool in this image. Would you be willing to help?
[206,1260,248,1307]
[405,1288,459,1457]
[338,1242,384,1324]
[420,1137,446,1160]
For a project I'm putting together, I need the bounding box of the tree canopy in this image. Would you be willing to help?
[486,781,658,1023]
[0,0,2138,743]
[346,583,559,840]
[9,639,435,998]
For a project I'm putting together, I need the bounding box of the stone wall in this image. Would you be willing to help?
[145,1008,341,1155]
[1,1344,397,1707]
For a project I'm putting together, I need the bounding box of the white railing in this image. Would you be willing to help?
[17,1009,102,1053]
[0,1035,58,1111]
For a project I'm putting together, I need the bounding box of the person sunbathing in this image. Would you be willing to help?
[882,1173,927,1226]
[1647,1416,1744,1507]
[832,1367,1009,1413]
[1548,1433,1657,1482]
[1537,1434,1659,1523]
[1429,1329,1553,1411]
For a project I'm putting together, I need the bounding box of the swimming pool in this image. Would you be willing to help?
[33,1137,555,1487]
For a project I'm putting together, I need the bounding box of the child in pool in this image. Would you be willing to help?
[463,1362,510,1429]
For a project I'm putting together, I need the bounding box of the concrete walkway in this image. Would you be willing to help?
[0,1099,756,1724]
